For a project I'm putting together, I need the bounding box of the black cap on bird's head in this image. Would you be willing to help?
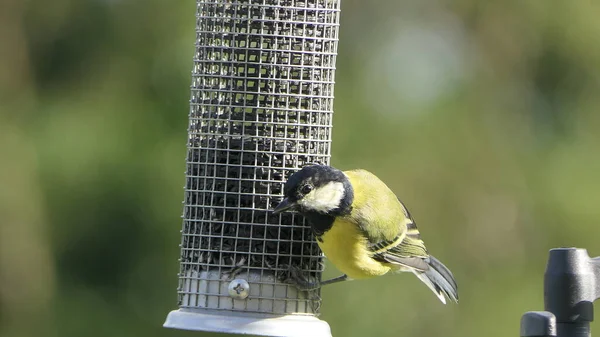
[273,165,353,216]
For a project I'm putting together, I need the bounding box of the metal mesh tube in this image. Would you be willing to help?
[173,0,340,324]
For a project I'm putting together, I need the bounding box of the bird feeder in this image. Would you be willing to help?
[163,0,340,336]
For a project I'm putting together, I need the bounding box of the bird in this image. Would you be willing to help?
[273,165,458,304]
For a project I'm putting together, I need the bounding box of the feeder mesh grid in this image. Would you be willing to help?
[178,0,340,315]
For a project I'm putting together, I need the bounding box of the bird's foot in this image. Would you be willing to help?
[284,265,322,291]
[284,265,350,291]
[221,257,247,281]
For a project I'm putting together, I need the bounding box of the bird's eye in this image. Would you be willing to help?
[301,185,313,194]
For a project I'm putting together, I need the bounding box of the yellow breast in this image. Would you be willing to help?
[317,218,391,279]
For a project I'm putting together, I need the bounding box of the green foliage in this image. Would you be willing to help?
[2,1,600,337]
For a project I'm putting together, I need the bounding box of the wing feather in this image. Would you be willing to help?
[367,197,430,271]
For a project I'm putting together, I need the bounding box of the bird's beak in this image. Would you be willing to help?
[273,198,296,214]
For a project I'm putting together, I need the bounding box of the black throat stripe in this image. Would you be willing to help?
[303,211,335,238]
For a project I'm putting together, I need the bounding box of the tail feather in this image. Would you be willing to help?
[413,255,459,304]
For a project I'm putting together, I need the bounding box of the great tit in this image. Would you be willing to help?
[273,165,458,304]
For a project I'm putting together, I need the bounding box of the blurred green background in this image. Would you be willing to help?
[2,1,600,336]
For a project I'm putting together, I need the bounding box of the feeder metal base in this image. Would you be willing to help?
[163,308,332,337]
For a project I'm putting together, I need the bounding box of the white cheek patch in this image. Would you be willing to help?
[299,181,345,213]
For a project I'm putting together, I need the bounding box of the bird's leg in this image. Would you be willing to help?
[286,265,349,291]
[316,274,349,287]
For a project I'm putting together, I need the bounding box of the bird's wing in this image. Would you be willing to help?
[372,235,430,271]
[367,198,430,271]
[342,171,431,271]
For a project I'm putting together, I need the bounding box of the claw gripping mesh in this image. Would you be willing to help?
[178,0,340,315]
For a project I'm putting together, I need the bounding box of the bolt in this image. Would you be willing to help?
[228,279,250,300]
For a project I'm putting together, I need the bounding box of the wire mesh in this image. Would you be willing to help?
[177,0,340,316]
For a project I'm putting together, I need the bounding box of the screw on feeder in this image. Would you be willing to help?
[228,279,250,300]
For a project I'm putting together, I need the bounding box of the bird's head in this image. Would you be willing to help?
[273,165,354,216]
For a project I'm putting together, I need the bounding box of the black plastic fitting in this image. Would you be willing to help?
[521,248,600,337]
